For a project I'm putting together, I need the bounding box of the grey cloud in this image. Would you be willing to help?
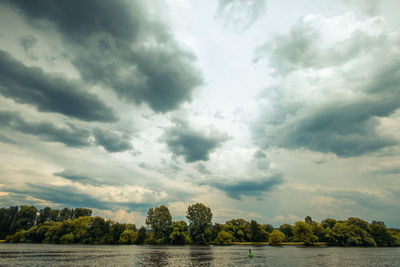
[253,150,270,170]
[368,166,400,176]
[323,190,389,210]
[0,132,15,144]
[252,20,400,157]
[93,128,132,153]
[196,163,211,175]
[255,22,385,74]
[0,111,91,147]
[53,170,102,185]
[208,174,283,200]
[0,50,117,122]
[19,34,37,55]
[254,97,398,157]
[7,184,152,212]
[343,0,382,16]
[162,122,229,163]
[4,0,203,113]
[216,0,266,30]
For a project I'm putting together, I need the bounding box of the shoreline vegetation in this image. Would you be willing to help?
[1,204,399,247]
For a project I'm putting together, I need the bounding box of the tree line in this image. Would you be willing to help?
[1,204,400,246]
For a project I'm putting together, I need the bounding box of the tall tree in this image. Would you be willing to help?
[145,205,172,242]
[186,203,212,244]
[16,205,37,231]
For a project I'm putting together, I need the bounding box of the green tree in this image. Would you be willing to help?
[84,216,110,244]
[145,205,172,243]
[279,224,294,241]
[72,208,92,220]
[370,221,395,247]
[326,221,376,246]
[59,208,73,221]
[136,226,147,244]
[293,221,318,245]
[119,230,138,244]
[214,231,233,245]
[186,203,213,244]
[250,220,269,242]
[0,206,18,239]
[60,232,74,244]
[224,219,250,242]
[169,221,191,245]
[16,206,38,231]
[269,230,285,246]
[108,222,128,244]
[321,218,337,229]
[305,216,313,225]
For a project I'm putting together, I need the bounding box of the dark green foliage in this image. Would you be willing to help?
[214,231,233,245]
[224,219,251,242]
[305,216,313,225]
[279,224,294,241]
[370,221,395,247]
[250,220,269,242]
[0,206,18,239]
[169,221,191,245]
[321,218,337,229]
[1,204,399,247]
[186,203,213,244]
[16,206,37,231]
[136,226,147,244]
[145,205,172,243]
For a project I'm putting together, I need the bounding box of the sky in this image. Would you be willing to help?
[0,0,399,227]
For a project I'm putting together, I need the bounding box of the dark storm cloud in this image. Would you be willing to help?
[0,111,91,147]
[93,128,132,153]
[216,0,266,30]
[162,122,229,163]
[0,50,117,122]
[254,97,398,157]
[4,0,203,112]
[208,174,283,200]
[252,19,400,157]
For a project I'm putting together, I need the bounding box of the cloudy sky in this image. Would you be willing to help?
[0,0,399,227]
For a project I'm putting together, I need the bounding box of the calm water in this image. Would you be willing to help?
[0,244,399,266]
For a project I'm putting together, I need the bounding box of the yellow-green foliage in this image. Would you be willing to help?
[60,233,74,244]
[269,230,285,246]
[293,221,318,245]
[119,230,138,244]
[214,231,233,245]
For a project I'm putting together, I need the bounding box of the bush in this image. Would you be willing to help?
[60,233,74,244]
[119,230,138,244]
[214,231,233,245]
[269,230,285,246]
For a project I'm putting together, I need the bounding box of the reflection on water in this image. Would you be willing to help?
[189,246,214,265]
[0,243,400,266]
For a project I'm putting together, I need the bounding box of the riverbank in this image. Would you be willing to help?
[232,241,328,246]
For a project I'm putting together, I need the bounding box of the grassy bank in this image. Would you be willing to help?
[0,240,6,243]
[232,241,328,246]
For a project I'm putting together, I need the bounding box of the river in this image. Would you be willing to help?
[0,243,399,266]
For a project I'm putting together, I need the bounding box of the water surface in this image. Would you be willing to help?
[1,243,399,266]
